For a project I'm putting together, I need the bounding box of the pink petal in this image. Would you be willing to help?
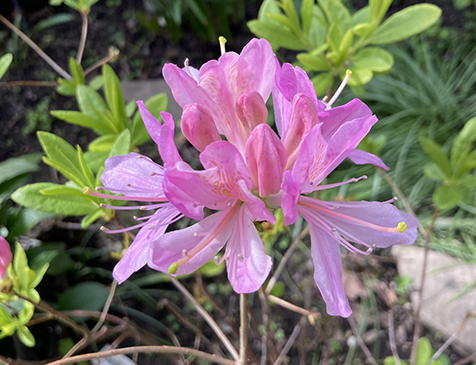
[245,124,287,197]
[0,237,12,279]
[158,111,182,167]
[236,180,276,224]
[299,209,352,317]
[281,171,300,226]
[149,208,234,275]
[283,94,319,168]
[181,103,220,152]
[348,149,390,170]
[225,205,272,293]
[303,198,418,249]
[101,152,165,197]
[137,101,162,146]
[236,91,268,136]
[319,99,373,141]
[113,204,180,283]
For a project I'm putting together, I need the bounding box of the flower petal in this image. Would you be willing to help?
[101,152,165,197]
[113,204,180,283]
[137,101,162,146]
[225,205,272,293]
[0,237,12,279]
[181,103,221,152]
[245,124,287,197]
[281,171,300,226]
[299,208,352,317]
[149,208,233,275]
[159,111,182,167]
[236,91,268,136]
[348,149,390,170]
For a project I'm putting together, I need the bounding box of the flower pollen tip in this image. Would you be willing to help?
[96,186,105,191]
[345,69,352,78]
[214,256,220,265]
[140,206,147,211]
[397,222,407,233]
[99,203,106,208]
[219,36,227,55]
[237,254,244,262]
[182,249,187,257]
[168,263,178,274]
[83,186,90,195]
[100,226,109,232]
[150,172,156,176]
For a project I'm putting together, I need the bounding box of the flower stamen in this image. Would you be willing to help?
[326,70,352,109]
[84,186,168,202]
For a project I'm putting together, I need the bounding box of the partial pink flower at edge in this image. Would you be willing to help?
[0,237,12,279]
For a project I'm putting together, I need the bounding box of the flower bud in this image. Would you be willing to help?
[245,124,287,197]
[236,91,268,135]
[181,104,221,152]
[0,237,12,279]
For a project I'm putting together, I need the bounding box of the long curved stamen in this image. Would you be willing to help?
[326,70,352,109]
[99,203,165,211]
[101,221,149,234]
[84,187,168,202]
[298,196,407,233]
[312,175,367,191]
[168,202,240,274]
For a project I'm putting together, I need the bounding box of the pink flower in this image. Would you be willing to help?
[0,237,12,279]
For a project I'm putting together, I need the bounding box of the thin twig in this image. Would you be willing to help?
[267,295,319,323]
[76,12,88,64]
[266,226,309,294]
[13,292,88,337]
[83,47,119,76]
[44,346,236,365]
[169,276,239,361]
[258,288,269,365]
[0,14,70,79]
[348,316,379,365]
[239,293,248,365]
[92,279,118,333]
[453,352,476,365]
[424,311,474,365]
[410,208,441,365]
[272,319,302,365]
[0,81,58,87]
[388,309,401,365]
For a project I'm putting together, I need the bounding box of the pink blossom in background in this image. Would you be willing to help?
[0,237,12,279]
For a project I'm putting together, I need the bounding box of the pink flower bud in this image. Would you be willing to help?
[0,237,12,279]
[245,124,287,197]
[236,91,268,136]
[283,94,319,169]
[181,104,221,152]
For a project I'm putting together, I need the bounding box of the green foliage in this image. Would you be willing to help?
[11,133,115,226]
[49,0,99,13]
[57,282,108,311]
[384,337,449,365]
[420,117,476,211]
[248,0,441,95]
[0,243,50,347]
[0,53,13,80]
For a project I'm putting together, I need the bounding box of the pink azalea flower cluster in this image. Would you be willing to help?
[89,39,418,317]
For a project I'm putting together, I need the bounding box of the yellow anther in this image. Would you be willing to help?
[219,36,227,55]
[168,263,178,274]
[397,222,407,233]
[345,69,352,77]
[83,186,91,195]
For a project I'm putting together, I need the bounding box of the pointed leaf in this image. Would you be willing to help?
[297,53,330,71]
[0,53,13,80]
[419,136,452,177]
[88,134,118,152]
[301,0,314,34]
[369,4,441,44]
[109,129,131,157]
[68,57,85,84]
[423,162,448,181]
[351,47,394,72]
[451,117,476,167]
[50,110,115,134]
[433,185,463,211]
[102,64,128,130]
[76,84,108,119]
[247,20,307,50]
[17,326,35,347]
[312,72,334,96]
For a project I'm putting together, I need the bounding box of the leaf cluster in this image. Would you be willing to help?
[384,337,449,365]
[248,0,441,95]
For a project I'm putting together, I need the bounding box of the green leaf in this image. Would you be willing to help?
[384,357,409,365]
[102,64,128,130]
[247,20,307,50]
[419,136,452,177]
[415,337,432,365]
[0,156,39,185]
[37,132,89,188]
[88,75,103,90]
[88,134,118,152]
[369,4,442,45]
[68,57,84,85]
[12,183,98,215]
[50,110,115,134]
[311,72,333,96]
[30,263,49,289]
[345,67,373,86]
[76,84,108,120]
[369,0,392,25]
[125,100,136,118]
[451,117,476,167]
[77,145,95,188]
[6,208,55,241]
[81,208,104,228]
[84,151,110,173]
[423,162,448,181]
[266,13,300,35]
[326,0,351,32]
[351,47,394,72]
[13,242,30,288]
[301,0,314,34]
[17,326,35,347]
[433,185,463,211]
[56,78,77,96]
[352,23,374,38]
[31,13,76,33]
[326,23,343,52]
[352,6,369,25]
[132,93,168,146]
[0,53,13,80]
[297,53,330,71]
[58,282,108,311]
[109,129,131,157]
[338,28,353,56]
[258,0,281,20]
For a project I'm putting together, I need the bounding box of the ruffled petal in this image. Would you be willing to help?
[149,208,234,275]
[299,207,352,317]
[113,204,180,283]
[348,149,390,170]
[101,152,165,197]
[137,101,162,146]
[225,205,272,293]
